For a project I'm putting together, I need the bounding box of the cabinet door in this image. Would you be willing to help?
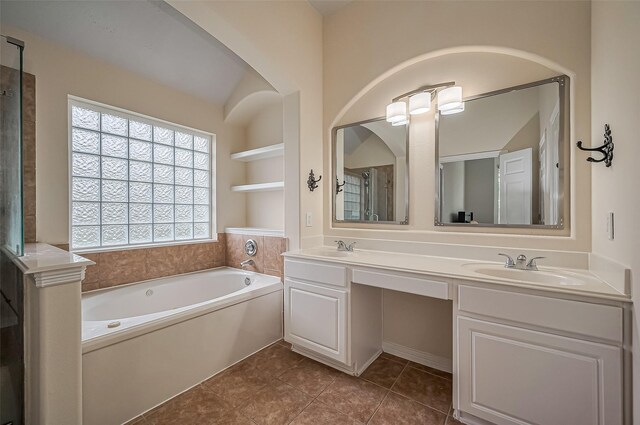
[457,317,622,425]
[284,279,348,364]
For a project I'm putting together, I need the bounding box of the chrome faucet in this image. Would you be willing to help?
[240,259,255,270]
[498,253,545,271]
[335,240,356,252]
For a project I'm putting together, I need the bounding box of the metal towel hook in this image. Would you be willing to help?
[576,124,613,167]
[307,169,322,191]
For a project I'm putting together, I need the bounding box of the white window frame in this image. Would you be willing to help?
[67,95,216,253]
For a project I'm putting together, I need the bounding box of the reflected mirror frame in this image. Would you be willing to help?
[332,117,410,225]
[434,75,570,229]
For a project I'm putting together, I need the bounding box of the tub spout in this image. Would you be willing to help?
[240,259,255,270]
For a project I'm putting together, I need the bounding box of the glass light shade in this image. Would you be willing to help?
[440,102,465,115]
[386,101,407,123]
[409,92,431,115]
[437,86,463,112]
[392,118,408,126]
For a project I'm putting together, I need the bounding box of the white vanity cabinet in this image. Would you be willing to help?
[455,283,626,425]
[285,278,348,363]
[284,258,384,374]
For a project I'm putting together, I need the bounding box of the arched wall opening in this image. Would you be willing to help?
[324,46,590,253]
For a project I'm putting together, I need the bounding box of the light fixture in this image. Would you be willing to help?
[409,92,431,115]
[386,101,407,123]
[392,118,408,126]
[385,82,463,124]
[440,102,465,115]
[437,86,463,114]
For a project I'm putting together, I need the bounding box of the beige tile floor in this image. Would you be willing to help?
[127,341,462,425]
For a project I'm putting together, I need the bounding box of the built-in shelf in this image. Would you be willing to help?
[230,143,284,162]
[225,227,285,237]
[230,181,284,192]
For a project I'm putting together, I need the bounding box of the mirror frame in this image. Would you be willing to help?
[434,75,570,229]
[332,117,410,225]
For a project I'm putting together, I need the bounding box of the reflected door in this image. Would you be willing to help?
[499,148,532,224]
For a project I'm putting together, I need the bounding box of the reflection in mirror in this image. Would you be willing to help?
[437,76,568,227]
[333,118,408,224]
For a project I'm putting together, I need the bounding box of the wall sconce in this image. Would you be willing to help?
[386,81,464,124]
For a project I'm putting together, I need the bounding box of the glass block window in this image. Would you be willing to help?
[69,98,214,250]
[343,174,362,220]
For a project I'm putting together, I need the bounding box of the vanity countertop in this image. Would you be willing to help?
[283,247,630,302]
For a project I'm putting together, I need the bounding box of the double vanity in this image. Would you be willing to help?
[307,67,632,424]
[283,246,631,425]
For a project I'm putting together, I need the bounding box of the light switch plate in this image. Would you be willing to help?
[305,212,313,227]
[607,212,614,240]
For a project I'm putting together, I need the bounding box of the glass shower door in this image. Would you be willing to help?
[1,34,25,425]
[1,36,24,256]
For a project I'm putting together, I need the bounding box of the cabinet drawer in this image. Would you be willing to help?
[352,269,448,299]
[458,285,623,343]
[285,259,347,287]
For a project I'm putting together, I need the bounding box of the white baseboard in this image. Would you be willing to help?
[382,340,452,373]
[455,410,497,425]
[291,344,357,375]
[355,347,383,376]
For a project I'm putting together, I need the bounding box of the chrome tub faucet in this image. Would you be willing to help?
[240,259,255,271]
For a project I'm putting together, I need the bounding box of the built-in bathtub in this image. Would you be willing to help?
[81,267,283,425]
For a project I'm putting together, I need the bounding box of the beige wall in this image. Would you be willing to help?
[590,2,640,419]
[169,1,323,248]
[245,102,284,230]
[5,26,246,244]
[383,291,453,361]
[324,1,591,251]
[323,1,591,363]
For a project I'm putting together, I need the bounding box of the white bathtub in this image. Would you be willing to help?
[82,267,281,347]
[82,267,283,425]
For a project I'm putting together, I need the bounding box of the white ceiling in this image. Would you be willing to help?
[343,121,406,157]
[1,0,251,104]
[308,0,353,16]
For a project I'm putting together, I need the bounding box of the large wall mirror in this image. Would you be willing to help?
[333,118,409,224]
[436,76,569,228]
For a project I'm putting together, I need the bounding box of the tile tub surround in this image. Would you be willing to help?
[68,235,227,292]
[55,232,288,292]
[126,341,457,425]
[225,233,287,278]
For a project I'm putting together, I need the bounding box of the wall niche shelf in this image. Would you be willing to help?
[230,181,284,192]
[231,143,284,162]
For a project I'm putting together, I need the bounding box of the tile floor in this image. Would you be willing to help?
[127,341,462,425]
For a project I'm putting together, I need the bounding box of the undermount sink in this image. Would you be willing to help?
[462,263,590,286]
